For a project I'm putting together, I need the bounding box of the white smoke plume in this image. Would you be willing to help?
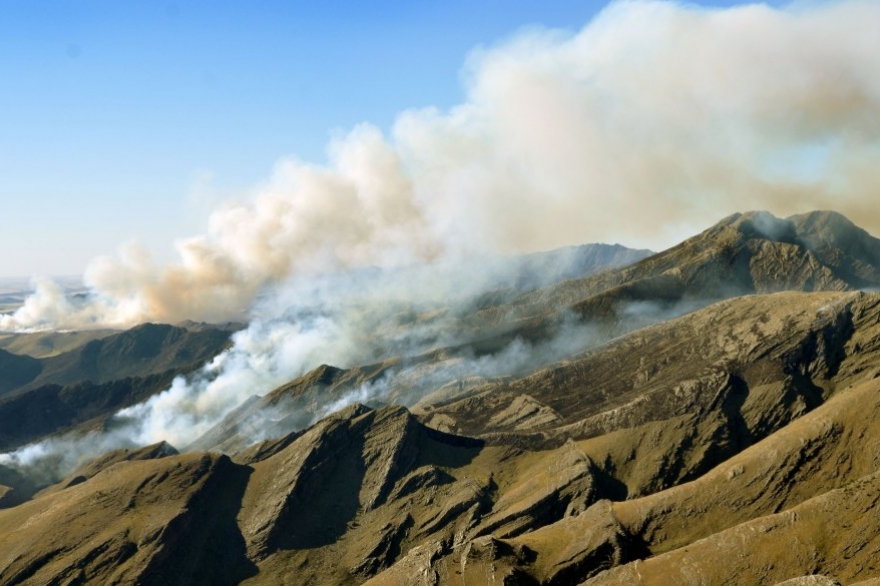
[2,0,879,330]
[0,429,140,487]
[0,265,699,482]
[107,259,597,447]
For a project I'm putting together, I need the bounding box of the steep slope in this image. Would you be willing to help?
[0,462,38,509]
[0,372,185,453]
[466,210,880,337]
[0,404,597,586]
[419,290,862,447]
[579,377,880,585]
[35,441,180,499]
[365,306,880,586]
[789,210,880,287]
[187,363,395,453]
[0,348,42,396]
[0,322,238,452]
[0,322,236,400]
[20,322,235,392]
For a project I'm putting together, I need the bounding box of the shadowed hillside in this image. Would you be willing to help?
[0,323,239,452]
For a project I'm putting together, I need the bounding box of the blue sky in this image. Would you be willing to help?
[1,0,786,278]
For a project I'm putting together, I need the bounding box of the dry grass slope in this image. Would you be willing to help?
[4,211,880,584]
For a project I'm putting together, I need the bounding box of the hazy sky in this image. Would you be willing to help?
[0,0,800,278]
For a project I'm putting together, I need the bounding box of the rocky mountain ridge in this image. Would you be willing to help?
[2,210,880,584]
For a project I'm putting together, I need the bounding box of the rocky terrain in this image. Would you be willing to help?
[1,211,880,585]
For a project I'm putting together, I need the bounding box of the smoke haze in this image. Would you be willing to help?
[3,0,880,480]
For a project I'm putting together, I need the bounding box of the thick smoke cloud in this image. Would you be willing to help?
[2,0,879,330]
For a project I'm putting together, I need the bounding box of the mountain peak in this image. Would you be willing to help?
[790,209,857,230]
[789,209,869,248]
[713,209,868,248]
[712,210,798,244]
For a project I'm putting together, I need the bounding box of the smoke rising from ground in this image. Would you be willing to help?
[0,260,613,479]
[3,0,879,330]
[0,257,702,483]
[0,430,140,488]
[87,256,621,447]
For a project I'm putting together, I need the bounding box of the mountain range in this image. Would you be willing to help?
[1,211,880,585]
